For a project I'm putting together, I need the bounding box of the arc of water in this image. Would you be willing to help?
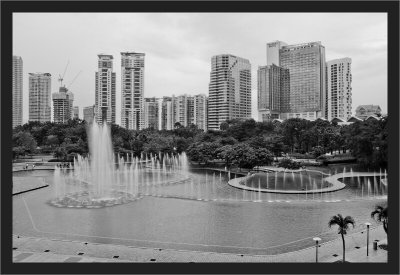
[305,183,307,201]
[312,180,315,200]
[361,181,364,199]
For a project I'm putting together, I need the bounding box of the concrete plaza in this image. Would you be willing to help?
[12,226,387,262]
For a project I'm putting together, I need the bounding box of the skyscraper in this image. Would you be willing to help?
[266,41,287,66]
[193,94,208,131]
[257,64,290,122]
[161,96,174,130]
[73,106,79,119]
[174,94,191,127]
[279,41,326,120]
[29,73,52,122]
[95,54,116,124]
[208,54,251,130]
[121,52,145,130]
[326,58,352,121]
[83,105,96,124]
[52,86,74,123]
[13,56,23,128]
[143,97,160,130]
[187,96,195,127]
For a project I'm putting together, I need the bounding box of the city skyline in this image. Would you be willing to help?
[13,13,387,124]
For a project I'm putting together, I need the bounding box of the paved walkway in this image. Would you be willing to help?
[12,226,387,262]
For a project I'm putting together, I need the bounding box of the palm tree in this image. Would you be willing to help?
[371,205,388,234]
[328,214,355,262]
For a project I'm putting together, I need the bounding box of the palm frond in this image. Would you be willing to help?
[344,216,355,227]
[371,205,388,222]
[328,214,342,228]
[328,214,355,235]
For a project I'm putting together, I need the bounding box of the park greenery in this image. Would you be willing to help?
[12,116,388,169]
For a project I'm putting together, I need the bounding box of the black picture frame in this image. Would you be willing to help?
[1,1,399,274]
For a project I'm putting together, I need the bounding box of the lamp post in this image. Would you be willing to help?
[313,237,322,262]
[365,222,371,256]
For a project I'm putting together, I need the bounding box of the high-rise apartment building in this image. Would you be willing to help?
[121,52,145,130]
[257,64,290,122]
[266,41,287,66]
[95,54,116,124]
[29,73,52,122]
[143,97,160,130]
[279,41,326,120]
[193,94,208,131]
[73,106,79,119]
[187,96,195,126]
[160,94,207,130]
[208,54,251,130]
[173,94,191,127]
[326,58,352,121]
[83,105,96,124]
[52,86,74,123]
[13,56,23,128]
[161,96,174,130]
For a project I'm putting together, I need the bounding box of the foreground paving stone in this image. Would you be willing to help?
[12,228,387,263]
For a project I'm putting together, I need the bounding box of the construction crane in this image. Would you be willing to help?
[66,70,82,89]
[58,60,70,87]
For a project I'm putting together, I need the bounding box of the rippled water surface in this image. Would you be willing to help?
[13,167,387,255]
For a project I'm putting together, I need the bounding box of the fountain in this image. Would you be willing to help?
[49,122,188,208]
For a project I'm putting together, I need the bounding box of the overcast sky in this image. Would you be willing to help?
[13,13,387,124]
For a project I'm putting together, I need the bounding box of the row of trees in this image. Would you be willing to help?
[12,116,388,169]
[12,119,202,161]
[186,117,388,169]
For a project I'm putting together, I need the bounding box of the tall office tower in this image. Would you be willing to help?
[257,64,290,122]
[83,105,96,124]
[13,56,23,128]
[326,58,352,121]
[161,96,175,130]
[208,54,251,130]
[121,52,145,130]
[52,86,74,123]
[95,54,116,124]
[193,94,208,131]
[143,97,160,129]
[73,106,79,119]
[279,41,326,120]
[266,41,287,66]
[29,73,52,122]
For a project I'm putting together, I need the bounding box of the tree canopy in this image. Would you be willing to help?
[12,116,388,169]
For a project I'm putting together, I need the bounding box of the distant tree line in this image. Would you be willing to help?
[12,116,388,169]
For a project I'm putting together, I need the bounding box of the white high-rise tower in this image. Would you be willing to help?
[29,73,52,122]
[13,56,23,128]
[208,54,251,130]
[121,52,145,130]
[326,58,352,121]
[95,54,116,124]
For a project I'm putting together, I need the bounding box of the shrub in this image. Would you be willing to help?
[277,157,302,169]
